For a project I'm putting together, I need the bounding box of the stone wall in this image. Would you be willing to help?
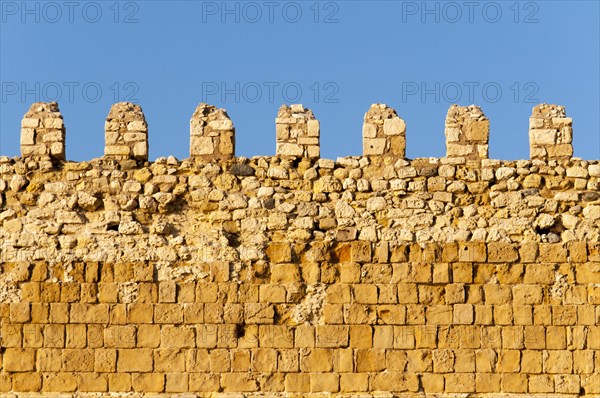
[0,102,599,397]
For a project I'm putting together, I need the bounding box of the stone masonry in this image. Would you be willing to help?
[104,102,148,161]
[362,103,406,158]
[529,103,574,160]
[0,101,599,397]
[20,102,65,160]
[275,104,320,159]
[445,105,490,160]
[190,103,235,161]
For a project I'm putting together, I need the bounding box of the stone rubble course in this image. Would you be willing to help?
[2,101,599,397]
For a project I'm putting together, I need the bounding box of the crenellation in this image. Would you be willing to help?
[104,102,148,161]
[20,102,66,160]
[1,101,599,397]
[529,103,573,160]
[362,103,406,158]
[190,103,235,161]
[276,104,320,159]
[445,104,489,160]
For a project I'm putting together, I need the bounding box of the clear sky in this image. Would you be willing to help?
[1,0,599,161]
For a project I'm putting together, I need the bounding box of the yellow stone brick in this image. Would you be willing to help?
[132,373,164,392]
[349,325,372,348]
[41,372,78,392]
[316,325,348,348]
[108,374,132,392]
[432,349,454,373]
[160,325,195,348]
[117,349,153,372]
[487,242,519,263]
[351,241,372,262]
[154,349,186,372]
[259,325,294,348]
[49,302,69,323]
[278,349,299,372]
[497,350,520,373]
[538,243,567,262]
[3,348,35,372]
[452,263,473,283]
[266,242,292,263]
[340,372,368,392]
[529,374,554,393]
[310,372,339,392]
[501,373,528,393]
[445,373,475,393]
[70,303,109,324]
[62,349,94,371]
[221,373,258,392]
[9,302,30,323]
[251,348,278,372]
[209,348,230,372]
[259,284,286,303]
[285,373,310,392]
[476,373,501,392]
[340,262,361,283]
[94,349,116,372]
[188,373,220,392]
[421,373,444,393]
[300,348,333,372]
[12,373,41,391]
[356,348,386,372]
[154,303,183,323]
[78,372,108,392]
[104,325,136,348]
[544,350,572,373]
[36,348,61,372]
[165,373,189,392]
[458,242,486,262]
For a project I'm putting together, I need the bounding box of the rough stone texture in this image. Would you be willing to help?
[104,102,148,161]
[363,103,406,158]
[276,104,320,159]
[20,102,65,160]
[445,104,489,160]
[0,102,599,397]
[529,104,573,160]
[190,103,235,161]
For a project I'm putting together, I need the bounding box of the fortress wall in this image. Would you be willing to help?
[0,102,598,396]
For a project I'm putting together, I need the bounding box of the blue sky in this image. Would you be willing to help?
[1,0,599,161]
